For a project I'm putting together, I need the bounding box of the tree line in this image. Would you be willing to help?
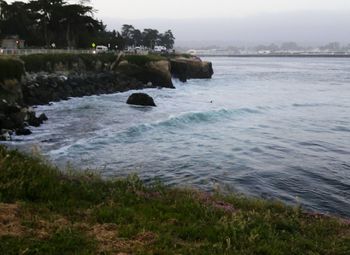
[0,0,175,49]
[121,24,174,50]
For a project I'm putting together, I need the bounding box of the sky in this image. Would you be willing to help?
[90,0,350,19]
[88,0,350,47]
[8,0,350,47]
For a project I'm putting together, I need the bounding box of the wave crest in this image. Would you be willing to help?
[124,107,261,137]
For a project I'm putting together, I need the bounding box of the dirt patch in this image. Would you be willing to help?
[85,224,157,254]
[0,203,157,254]
[134,231,157,244]
[31,217,71,239]
[0,203,26,237]
[194,192,237,213]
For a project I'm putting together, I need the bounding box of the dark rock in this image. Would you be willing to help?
[0,129,13,141]
[27,112,41,127]
[116,61,174,88]
[16,128,32,136]
[170,60,188,82]
[170,58,214,82]
[3,104,22,114]
[127,93,156,107]
[38,113,48,122]
[10,111,26,127]
[0,116,16,129]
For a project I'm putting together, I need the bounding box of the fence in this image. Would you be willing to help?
[0,48,95,55]
[0,48,150,56]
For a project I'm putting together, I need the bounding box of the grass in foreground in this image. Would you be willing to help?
[0,145,349,254]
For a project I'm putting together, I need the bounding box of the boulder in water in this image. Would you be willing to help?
[38,113,48,122]
[126,93,156,107]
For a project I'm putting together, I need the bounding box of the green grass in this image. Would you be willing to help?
[0,58,25,82]
[20,53,116,73]
[0,229,96,255]
[0,145,349,254]
[122,54,166,66]
[164,52,193,59]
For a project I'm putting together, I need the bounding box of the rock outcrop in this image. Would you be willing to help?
[0,54,214,140]
[115,60,174,88]
[127,93,156,107]
[22,72,147,106]
[0,82,48,139]
[170,57,214,82]
[0,59,49,139]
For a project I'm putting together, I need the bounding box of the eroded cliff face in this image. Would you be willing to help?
[115,59,174,88]
[0,60,48,139]
[170,57,214,82]
[0,78,25,131]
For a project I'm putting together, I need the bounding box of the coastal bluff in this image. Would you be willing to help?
[0,53,213,139]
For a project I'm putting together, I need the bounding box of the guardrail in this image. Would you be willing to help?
[0,48,151,56]
[0,48,95,55]
[197,53,350,58]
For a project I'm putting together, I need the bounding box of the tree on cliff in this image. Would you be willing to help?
[28,0,65,47]
[0,1,175,49]
[132,29,143,46]
[142,29,159,49]
[0,0,104,48]
[159,30,175,49]
[0,1,35,42]
[121,25,143,47]
[121,24,135,47]
[59,4,103,48]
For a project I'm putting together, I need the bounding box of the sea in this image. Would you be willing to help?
[6,57,350,217]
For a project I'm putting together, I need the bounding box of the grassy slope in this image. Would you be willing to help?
[0,145,349,255]
[122,54,166,66]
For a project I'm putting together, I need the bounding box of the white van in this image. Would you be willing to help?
[154,46,167,53]
[95,45,108,53]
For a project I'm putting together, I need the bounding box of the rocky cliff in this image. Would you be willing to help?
[170,57,214,82]
[0,59,47,139]
[0,53,213,140]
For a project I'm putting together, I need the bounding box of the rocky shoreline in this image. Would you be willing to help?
[0,53,213,140]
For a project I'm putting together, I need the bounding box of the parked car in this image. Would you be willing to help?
[94,45,108,54]
[154,46,167,53]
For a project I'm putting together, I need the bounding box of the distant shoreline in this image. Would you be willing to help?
[198,54,350,58]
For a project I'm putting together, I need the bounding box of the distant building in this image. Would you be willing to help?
[0,35,25,49]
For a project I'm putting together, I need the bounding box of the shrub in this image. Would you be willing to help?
[20,53,116,73]
[0,58,25,81]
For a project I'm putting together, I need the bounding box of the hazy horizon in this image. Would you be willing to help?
[6,0,350,47]
[103,10,350,48]
[90,0,350,47]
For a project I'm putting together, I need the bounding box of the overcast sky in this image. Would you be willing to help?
[88,0,350,47]
[9,0,350,46]
[90,0,350,19]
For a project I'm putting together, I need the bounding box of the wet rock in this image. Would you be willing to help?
[38,113,48,122]
[26,112,48,127]
[27,112,41,127]
[16,128,32,136]
[0,130,11,141]
[22,72,148,106]
[127,93,156,107]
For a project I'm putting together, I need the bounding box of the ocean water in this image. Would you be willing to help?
[7,57,350,217]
